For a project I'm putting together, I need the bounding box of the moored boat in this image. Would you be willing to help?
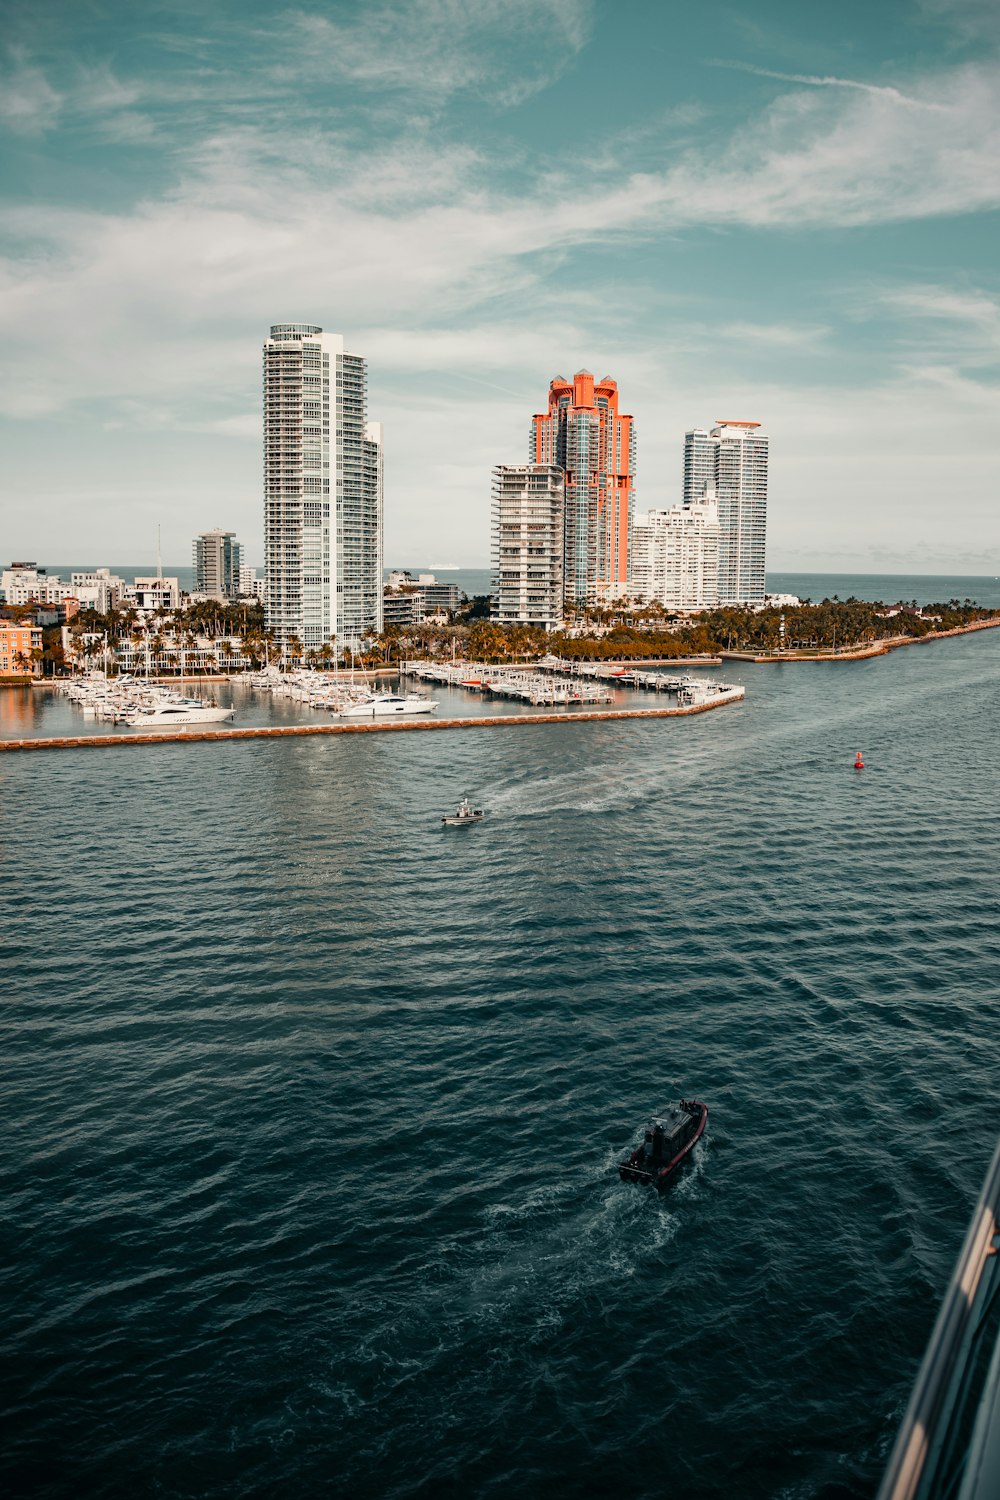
[337,693,438,718]
[126,698,235,726]
[619,1099,707,1187]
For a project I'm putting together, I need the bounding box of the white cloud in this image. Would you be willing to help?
[709,60,948,111]
[3,51,997,424]
[717,322,830,349]
[915,0,1000,43]
[874,284,1000,366]
[0,48,63,134]
[657,62,1000,228]
[283,0,594,104]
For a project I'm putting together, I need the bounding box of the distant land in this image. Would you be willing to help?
[36,566,1000,613]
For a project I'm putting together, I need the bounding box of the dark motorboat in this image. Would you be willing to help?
[618,1099,707,1187]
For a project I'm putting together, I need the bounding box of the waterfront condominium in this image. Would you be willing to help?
[682,422,768,605]
[491,465,565,629]
[263,323,383,653]
[530,371,635,608]
[630,493,720,610]
[193,529,242,600]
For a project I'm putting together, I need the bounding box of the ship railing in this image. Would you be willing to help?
[878,1137,1000,1500]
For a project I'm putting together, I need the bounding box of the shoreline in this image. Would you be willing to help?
[718,615,1000,663]
[0,691,744,753]
[5,618,995,694]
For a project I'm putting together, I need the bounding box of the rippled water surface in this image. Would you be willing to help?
[3,634,1000,1499]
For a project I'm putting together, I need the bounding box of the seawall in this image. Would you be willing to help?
[0,692,744,753]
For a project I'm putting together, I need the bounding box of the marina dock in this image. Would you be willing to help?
[0,688,746,752]
[401,660,613,704]
[401,658,730,705]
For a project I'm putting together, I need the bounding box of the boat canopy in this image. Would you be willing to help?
[647,1111,690,1144]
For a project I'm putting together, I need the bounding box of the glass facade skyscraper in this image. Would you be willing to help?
[682,422,768,605]
[530,371,635,607]
[263,324,382,652]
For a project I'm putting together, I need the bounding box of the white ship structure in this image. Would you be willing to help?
[336,693,438,718]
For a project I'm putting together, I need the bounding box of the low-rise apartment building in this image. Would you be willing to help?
[0,620,43,675]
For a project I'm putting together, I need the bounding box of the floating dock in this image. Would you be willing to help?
[0,689,745,752]
[402,659,728,704]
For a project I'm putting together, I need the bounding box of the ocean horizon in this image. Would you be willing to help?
[39,566,1000,612]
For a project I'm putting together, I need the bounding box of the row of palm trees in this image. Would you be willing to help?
[18,593,992,679]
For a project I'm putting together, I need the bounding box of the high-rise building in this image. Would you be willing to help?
[263,323,382,652]
[682,422,768,605]
[362,422,384,637]
[491,465,565,629]
[682,429,717,507]
[530,371,635,607]
[193,530,242,599]
[629,493,720,610]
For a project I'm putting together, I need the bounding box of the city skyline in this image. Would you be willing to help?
[2,1,999,572]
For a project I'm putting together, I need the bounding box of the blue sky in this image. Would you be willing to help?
[2,0,999,571]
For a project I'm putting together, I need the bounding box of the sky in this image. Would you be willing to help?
[1,0,999,573]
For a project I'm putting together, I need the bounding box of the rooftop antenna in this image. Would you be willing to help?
[156,525,163,582]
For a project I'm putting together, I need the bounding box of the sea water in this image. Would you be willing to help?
[3,629,1000,1498]
[43,567,1000,610]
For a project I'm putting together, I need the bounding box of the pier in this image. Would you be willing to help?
[401,658,733,706]
[0,688,745,752]
[401,660,613,704]
[533,658,719,695]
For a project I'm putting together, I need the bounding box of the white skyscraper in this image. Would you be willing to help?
[682,428,717,507]
[491,464,565,628]
[682,422,767,605]
[629,493,720,610]
[263,323,383,652]
[362,422,384,636]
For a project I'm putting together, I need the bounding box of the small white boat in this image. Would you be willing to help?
[127,699,235,727]
[442,798,484,826]
[337,693,438,718]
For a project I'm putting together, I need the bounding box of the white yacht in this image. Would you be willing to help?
[126,699,235,727]
[337,693,438,719]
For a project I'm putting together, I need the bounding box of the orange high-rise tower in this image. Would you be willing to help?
[530,371,635,607]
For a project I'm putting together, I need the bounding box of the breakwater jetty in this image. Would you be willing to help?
[0,688,745,753]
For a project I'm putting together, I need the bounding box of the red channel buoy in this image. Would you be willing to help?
[854,751,865,770]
